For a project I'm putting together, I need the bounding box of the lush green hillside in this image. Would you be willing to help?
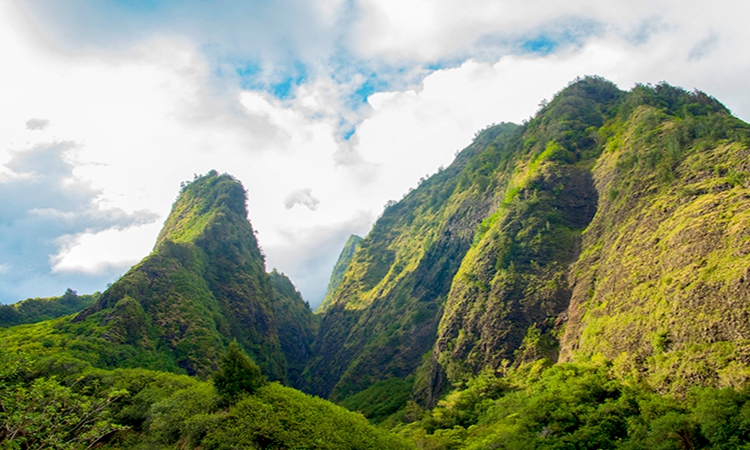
[1,171,318,384]
[307,77,750,412]
[432,78,618,396]
[559,83,750,393]
[0,289,98,328]
[319,234,362,312]
[0,347,411,449]
[268,269,320,387]
[396,360,750,449]
[3,77,750,449]
[303,122,520,401]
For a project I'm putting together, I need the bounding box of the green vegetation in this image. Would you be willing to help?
[307,76,750,413]
[319,234,363,312]
[268,269,320,388]
[0,289,99,328]
[0,349,412,449]
[396,360,750,449]
[3,77,750,448]
[0,172,317,385]
[559,82,750,394]
[304,122,521,402]
[202,383,411,450]
[339,376,415,424]
[434,77,618,391]
[213,340,265,402]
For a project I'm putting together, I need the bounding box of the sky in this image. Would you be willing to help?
[1,0,749,307]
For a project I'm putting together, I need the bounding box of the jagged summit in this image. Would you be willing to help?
[3,78,750,447]
[73,171,318,382]
[155,169,248,247]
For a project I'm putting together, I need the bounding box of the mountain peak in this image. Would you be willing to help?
[71,171,317,381]
[155,170,248,248]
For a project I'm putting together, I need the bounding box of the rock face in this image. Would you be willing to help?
[269,269,319,386]
[75,171,318,383]
[306,77,750,405]
[558,89,750,393]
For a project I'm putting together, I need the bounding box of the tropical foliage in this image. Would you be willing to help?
[310,77,750,410]
[0,348,412,449]
[0,289,98,328]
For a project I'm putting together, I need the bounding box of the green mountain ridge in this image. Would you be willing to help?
[0,288,98,328]
[302,122,520,401]
[310,77,750,408]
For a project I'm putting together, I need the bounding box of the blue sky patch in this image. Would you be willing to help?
[352,74,388,105]
[522,36,558,55]
[270,62,309,99]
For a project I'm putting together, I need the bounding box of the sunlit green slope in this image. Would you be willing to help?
[559,84,750,393]
[0,346,411,449]
[309,77,750,409]
[319,234,363,312]
[304,122,520,401]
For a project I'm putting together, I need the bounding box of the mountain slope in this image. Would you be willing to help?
[71,171,317,381]
[269,269,320,386]
[303,122,520,399]
[428,78,620,401]
[307,77,750,407]
[559,84,750,392]
[319,234,362,312]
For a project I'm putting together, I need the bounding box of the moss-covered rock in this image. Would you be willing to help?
[307,77,750,408]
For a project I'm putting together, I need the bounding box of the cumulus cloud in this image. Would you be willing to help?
[0,2,376,303]
[346,0,740,64]
[284,188,321,211]
[25,118,49,130]
[17,0,346,91]
[50,221,163,275]
[0,140,158,302]
[2,0,750,306]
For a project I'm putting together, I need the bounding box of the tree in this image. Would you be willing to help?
[213,340,265,402]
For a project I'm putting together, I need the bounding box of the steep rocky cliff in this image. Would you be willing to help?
[558,84,750,393]
[303,123,519,399]
[307,77,750,406]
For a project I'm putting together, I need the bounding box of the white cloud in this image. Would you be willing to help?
[25,118,49,130]
[2,0,750,306]
[349,0,747,63]
[0,2,375,303]
[51,222,163,274]
[284,188,321,211]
